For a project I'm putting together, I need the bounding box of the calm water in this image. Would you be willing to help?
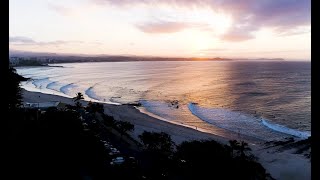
[17,61,311,141]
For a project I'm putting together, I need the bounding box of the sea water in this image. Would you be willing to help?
[16,61,311,141]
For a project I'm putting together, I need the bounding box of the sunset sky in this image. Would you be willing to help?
[9,0,311,60]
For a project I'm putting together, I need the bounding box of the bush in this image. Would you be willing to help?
[174,140,268,180]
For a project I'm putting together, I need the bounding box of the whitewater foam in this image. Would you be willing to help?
[188,103,310,140]
[46,81,60,92]
[261,119,310,139]
[15,61,310,140]
[85,86,100,101]
[60,83,77,96]
[84,86,121,105]
[32,77,50,89]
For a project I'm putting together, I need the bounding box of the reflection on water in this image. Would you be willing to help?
[16,61,310,141]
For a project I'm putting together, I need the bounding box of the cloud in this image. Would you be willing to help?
[9,36,85,46]
[48,3,71,16]
[10,36,36,43]
[275,26,311,37]
[220,24,257,41]
[92,0,310,40]
[136,21,188,33]
[201,48,228,52]
[220,32,253,42]
[91,0,204,7]
[136,21,208,33]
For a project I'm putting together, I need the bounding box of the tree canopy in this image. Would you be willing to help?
[8,67,23,110]
[116,121,134,137]
[73,92,84,102]
[139,131,175,154]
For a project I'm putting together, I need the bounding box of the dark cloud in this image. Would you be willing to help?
[92,0,310,41]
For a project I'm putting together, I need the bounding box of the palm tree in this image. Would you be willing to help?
[73,92,84,110]
[229,140,240,158]
[73,92,84,102]
[239,141,251,159]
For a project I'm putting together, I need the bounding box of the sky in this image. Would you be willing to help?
[9,0,311,60]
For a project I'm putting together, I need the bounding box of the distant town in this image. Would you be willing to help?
[9,50,284,66]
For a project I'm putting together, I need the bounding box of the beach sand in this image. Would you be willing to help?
[22,89,310,180]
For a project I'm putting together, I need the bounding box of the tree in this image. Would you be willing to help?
[138,131,175,154]
[73,92,84,102]
[174,140,267,180]
[229,140,240,157]
[8,66,25,110]
[239,141,251,159]
[75,102,82,109]
[73,92,84,109]
[102,114,115,126]
[116,121,134,138]
[86,102,104,114]
[138,131,175,178]
[228,140,252,159]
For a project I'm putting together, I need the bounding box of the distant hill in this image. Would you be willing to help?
[9,50,285,64]
[256,58,285,61]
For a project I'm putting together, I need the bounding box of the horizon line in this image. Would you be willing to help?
[9,49,311,61]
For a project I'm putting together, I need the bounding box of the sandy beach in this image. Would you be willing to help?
[22,89,310,180]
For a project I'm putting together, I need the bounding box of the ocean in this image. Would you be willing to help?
[16,60,311,141]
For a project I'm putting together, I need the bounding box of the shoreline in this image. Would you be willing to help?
[21,89,310,180]
[21,89,229,144]
[21,88,259,144]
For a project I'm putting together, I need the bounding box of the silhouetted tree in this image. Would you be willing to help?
[139,131,175,154]
[8,66,25,110]
[102,114,116,126]
[239,141,252,159]
[138,131,175,179]
[86,102,104,114]
[174,140,268,180]
[73,92,84,102]
[229,140,240,157]
[228,140,252,159]
[116,121,134,138]
[73,92,84,110]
